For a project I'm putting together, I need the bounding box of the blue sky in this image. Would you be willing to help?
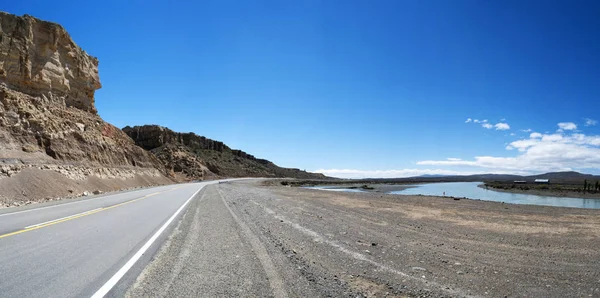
[5,1,600,178]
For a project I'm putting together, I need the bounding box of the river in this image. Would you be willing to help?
[309,182,600,209]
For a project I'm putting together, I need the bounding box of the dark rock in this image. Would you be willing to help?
[122,125,328,180]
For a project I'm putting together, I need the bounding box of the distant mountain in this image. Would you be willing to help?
[355,171,600,184]
[462,174,524,181]
[406,171,600,183]
[527,171,595,180]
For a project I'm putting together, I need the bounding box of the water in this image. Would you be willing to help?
[391,182,600,209]
[304,186,367,193]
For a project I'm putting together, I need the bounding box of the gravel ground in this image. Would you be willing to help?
[128,180,600,297]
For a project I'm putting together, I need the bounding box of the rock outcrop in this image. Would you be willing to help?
[0,12,172,206]
[123,125,327,180]
[0,12,100,113]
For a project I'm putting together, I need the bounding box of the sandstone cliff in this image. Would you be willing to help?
[123,125,327,180]
[0,12,100,113]
[0,12,172,206]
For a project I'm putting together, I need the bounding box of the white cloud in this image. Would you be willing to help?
[510,133,516,136]
[521,129,532,133]
[314,168,500,179]
[446,158,462,161]
[494,123,510,130]
[468,118,510,131]
[585,118,597,126]
[530,132,542,138]
[557,122,577,131]
[417,131,600,173]
[541,133,563,142]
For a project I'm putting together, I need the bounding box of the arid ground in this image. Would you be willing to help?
[129,180,600,297]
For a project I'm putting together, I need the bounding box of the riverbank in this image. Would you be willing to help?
[266,179,416,193]
[249,180,600,297]
[310,183,415,193]
[480,183,600,199]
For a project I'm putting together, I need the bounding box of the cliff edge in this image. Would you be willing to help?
[0,12,172,206]
[0,12,100,112]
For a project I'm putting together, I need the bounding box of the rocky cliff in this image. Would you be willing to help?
[0,12,100,113]
[0,12,172,206]
[123,125,327,180]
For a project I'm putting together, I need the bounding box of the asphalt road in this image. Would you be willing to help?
[6,179,595,298]
[0,181,219,298]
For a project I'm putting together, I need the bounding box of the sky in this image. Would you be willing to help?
[4,0,600,178]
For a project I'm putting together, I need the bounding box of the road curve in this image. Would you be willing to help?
[0,181,220,298]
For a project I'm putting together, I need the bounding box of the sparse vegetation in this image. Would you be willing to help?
[485,180,600,198]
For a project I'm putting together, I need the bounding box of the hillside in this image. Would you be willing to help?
[122,125,327,180]
[0,12,172,206]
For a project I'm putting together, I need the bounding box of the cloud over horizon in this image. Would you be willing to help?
[418,125,600,173]
[313,168,525,179]
[316,121,600,178]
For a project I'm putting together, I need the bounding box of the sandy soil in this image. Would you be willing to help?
[220,180,600,297]
[0,167,173,208]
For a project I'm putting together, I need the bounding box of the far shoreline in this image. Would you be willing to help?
[306,183,417,193]
[478,184,600,200]
[273,179,600,200]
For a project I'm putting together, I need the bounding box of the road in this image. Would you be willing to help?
[3,179,599,297]
[0,181,218,298]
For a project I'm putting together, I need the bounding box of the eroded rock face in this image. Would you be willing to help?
[123,125,327,180]
[0,12,100,113]
[0,86,167,169]
[123,125,227,152]
[0,12,172,203]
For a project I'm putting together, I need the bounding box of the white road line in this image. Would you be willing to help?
[24,208,102,229]
[90,185,205,298]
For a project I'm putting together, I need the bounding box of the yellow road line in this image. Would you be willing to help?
[25,208,103,229]
[0,192,162,240]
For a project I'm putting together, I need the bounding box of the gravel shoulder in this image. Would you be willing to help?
[129,180,600,297]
